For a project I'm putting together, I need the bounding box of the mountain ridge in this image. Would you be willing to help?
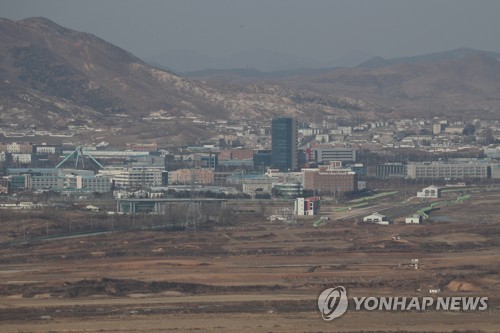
[357,47,500,69]
[1,17,500,145]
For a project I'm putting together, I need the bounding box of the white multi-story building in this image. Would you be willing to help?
[338,126,352,135]
[12,154,32,164]
[6,142,21,153]
[35,146,57,154]
[100,167,163,188]
[76,175,110,192]
[407,162,489,180]
[294,197,320,216]
[30,175,65,190]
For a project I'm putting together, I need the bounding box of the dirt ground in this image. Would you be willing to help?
[0,189,499,332]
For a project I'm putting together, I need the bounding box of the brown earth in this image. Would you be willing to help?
[0,190,499,332]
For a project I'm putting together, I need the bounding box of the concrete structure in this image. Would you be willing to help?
[5,168,109,192]
[6,174,31,191]
[484,146,500,159]
[406,162,489,180]
[0,178,8,194]
[229,149,254,160]
[490,164,500,179]
[376,163,407,179]
[265,169,303,184]
[302,162,357,195]
[405,214,422,224]
[337,126,352,135]
[417,185,441,198]
[253,149,272,170]
[242,175,272,197]
[63,150,149,159]
[30,175,65,190]
[294,196,320,216]
[129,154,165,168]
[273,182,303,197]
[126,143,158,152]
[313,147,357,163]
[33,144,62,155]
[315,134,330,143]
[0,142,32,153]
[191,152,218,170]
[12,153,32,165]
[72,175,111,193]
[100,167,164,188]
[433,123,445,135]
[116,198,227,214]
[363,213,389,224]
[444,126,463,134]
[169,168,214,185]
[271,117,298,171]
[348,163,367,176]
[7,168,60,176]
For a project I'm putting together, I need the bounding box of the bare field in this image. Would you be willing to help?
[0,190,499,332]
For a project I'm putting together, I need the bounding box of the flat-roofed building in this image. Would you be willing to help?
[33,144,62,155]
[126,143,158,152]
[12,153,32,165]
[169,168,214,185]
[302,162,357,195]
[407,162,489,179]
[376,163,407,179]
[490,163,500,179]
[271,117,298,171]
[405,214,422,224]
[484,147,500,159]
[314,147,357,163]
[242,175,272,197]
[0,142,32,154]
[363,213,389,224]
[294,196,320,216]
[31,175,65,190]
[100,167,164,188]
[66,175,111,193]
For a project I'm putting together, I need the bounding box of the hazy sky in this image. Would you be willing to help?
[2,0,500,63]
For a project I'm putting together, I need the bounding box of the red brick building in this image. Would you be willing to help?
[302,164,357,195]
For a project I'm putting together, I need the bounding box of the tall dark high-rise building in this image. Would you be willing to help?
[271,117,298,171]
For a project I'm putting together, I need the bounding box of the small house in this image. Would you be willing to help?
[405,214,422,224]
[417,185,441,198]
[363,213,390,224]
